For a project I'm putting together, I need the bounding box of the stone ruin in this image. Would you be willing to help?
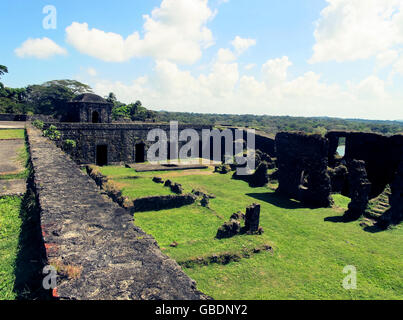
[343,160,372,221]
[379,156,403,227]
[275,130,403,228]
[275,132,333,208]
[216,203,263,239]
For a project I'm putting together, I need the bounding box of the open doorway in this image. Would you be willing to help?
[135,143,145,163]
[96,145,108,166]
[92,111,100,123]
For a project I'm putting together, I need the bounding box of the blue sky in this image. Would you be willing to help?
[1,0,403,120]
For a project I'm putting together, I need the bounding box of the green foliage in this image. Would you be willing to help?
[42,125,61,141]
[62,139,77,152]
[111,99,156,122]
[0,65,8,78]
[32,120,44,130]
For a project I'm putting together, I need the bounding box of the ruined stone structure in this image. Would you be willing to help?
[326,131,403,198]
[216,204,262,239]
[275,132,333,208]
[380,157,403,227]
[344,160,372,221]
[245,203,261,233]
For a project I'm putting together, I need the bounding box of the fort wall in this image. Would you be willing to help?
[26,124,209,300]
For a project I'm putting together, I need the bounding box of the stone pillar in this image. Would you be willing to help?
[245,203,260,233]
[380,157,403,227]
[344,160,371,221]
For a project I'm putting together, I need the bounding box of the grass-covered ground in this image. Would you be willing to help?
[0,129,25,140]
[98,165,403,300]
[0,196,22,300]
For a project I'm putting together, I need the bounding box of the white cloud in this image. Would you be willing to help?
[87,67,97,77]
[244,63,257,70]
[310,0,403,63]
[15,37,67,59]
[217,48,237,63]
[231,36,256,54]
[65,0,214,64]
[91,56,402,120]
[376,50,399,69]
[262,56,292,87]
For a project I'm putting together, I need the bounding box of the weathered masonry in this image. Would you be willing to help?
[275,130,403,227]
[27,125,209,300]
[48,122,212,165]
[326,131,403,198]
[275,132,333,208]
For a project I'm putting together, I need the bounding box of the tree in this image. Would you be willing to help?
[0,65,8,79]
[106,92,117,104]
[24,80,92,117]
[42,80,92,95]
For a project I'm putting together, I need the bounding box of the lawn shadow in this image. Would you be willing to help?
[324,215,346,223]
[246,191,306,209]
[363,224,387,234]
[13,189,53,300]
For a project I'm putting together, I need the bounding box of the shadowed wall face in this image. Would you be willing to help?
[275,132,333,208]
[327,131,403,199]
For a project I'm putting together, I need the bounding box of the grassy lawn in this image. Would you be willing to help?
[0,196,22,300]
[99,166,403,300]
[0,137,29,181]
[0,129,25,140]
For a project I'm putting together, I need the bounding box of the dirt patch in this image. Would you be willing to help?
[0,139,25,174]
[159,169,215,178]
[0,179,26,196]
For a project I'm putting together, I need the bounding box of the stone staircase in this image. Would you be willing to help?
[365,185,391,220]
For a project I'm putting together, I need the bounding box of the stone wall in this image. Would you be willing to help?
[326,131,403,198]
[26,124,209,300]
[44,122,213,165]
[132,194,196,213]
[275,132,333,207]
[0,113,28,121]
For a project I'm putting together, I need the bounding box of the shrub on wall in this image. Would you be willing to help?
[62,139,76,152]
[32,119,44,130]
[43,125,61,141]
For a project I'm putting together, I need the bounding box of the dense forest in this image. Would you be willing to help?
[1,64,403,136]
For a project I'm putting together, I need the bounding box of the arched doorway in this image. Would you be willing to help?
[96,145,108,166]
[135,143,145,163]
[92,111,100,123]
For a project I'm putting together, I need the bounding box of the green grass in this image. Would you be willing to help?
[98,166,175,198]
[0,129,25,140]
[0,196,22,300]
[101,166,403,300]
[0,136,29,181]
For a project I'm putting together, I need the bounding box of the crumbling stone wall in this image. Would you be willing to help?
[132,194,196,213]
[344,160,371,221]
[275,132,333,207]
[380,157,403,227]
[26,125,208,300]
[326,131,403,198]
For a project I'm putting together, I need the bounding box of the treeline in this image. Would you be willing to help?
[0,65,155,121]
[1,64,402,135]
[155,112,403,136]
